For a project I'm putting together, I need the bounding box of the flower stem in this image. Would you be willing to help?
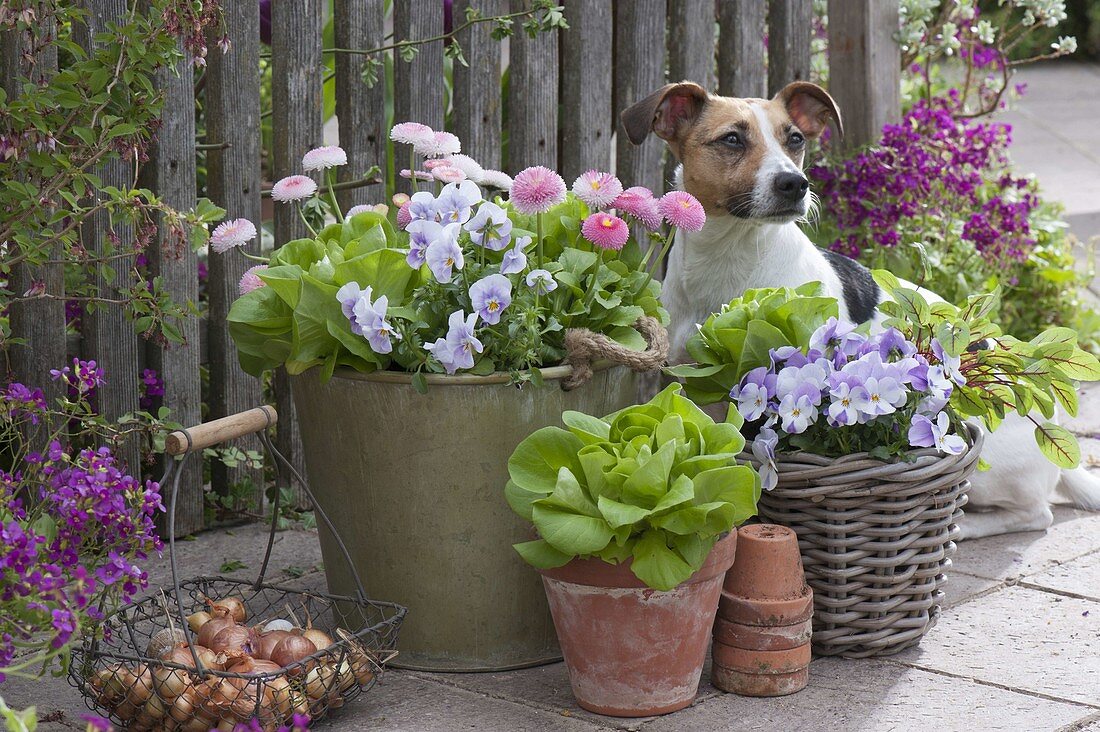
[638,228,676,294]
[536,213,544,271]
[327,169,344,221]
[298,206,318,238]
[583,248,605,309]
[240,251,268,263]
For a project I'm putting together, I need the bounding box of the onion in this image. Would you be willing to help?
[253,629,293,661]
[270,635,317,673]
[131,694,169,731]
[206,595,247,623]
[337,629,379,686]
[196,616,235,648]
[305,661,357,704]
[209,624,256,657]
[263,618,295,633]
[114,664,153,721]
[302,628,334,650]
[161,644,223,671]
[201,677,279,727]
[226,656,282,676]
[265,675,298,718]
[186,611,212,633]
[145,627,188,659]
[152,665,191,702]
[89,663,133,709]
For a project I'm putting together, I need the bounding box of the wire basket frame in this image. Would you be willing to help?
[68,407,407,729]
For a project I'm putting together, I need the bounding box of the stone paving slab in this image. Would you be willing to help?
[950,507,1100,581]
[1026,549,1100,602]
[641,657,1092,732]
[894,585,1100,707]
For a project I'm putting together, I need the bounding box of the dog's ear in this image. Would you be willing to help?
[776,82,843,140]
[620,82,708,146]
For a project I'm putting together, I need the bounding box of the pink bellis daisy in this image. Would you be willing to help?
[209,218,257,253]
[509,166,567,216]
[390,122,435,147]
[239,264,269,295]
[399,169,434,182]
[347,204,388,217]
[572,170,623,210]
[433,166,467,183]
[581,212,630,251]
[443,154,484,180]
[302,145,347,171]
[477,169,513,192]
[658,191,706,231]
[271,175,318,203]
[396,202,413,230]
[613,186,662,230]
[416,130,461,158]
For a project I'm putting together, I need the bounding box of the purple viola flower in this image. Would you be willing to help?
[469,274,512,325]
[775,361,827,402]
[425,225,464,283]
[778,393,817,434]
[426,310,483,373]
[771,345,811,369]
[500,236,530,275]
[352,291,400,355]
[336,282,365,321]
[874,328,917,360]
[425,337,458,374]
[908,412,967,454]
[809,316,864,356]
[931,338,967,386]
[434,180,482,225]
[736,382,769,422]
[851,375,906,418]
[405,219,444,269]
[525,269,557,295]
[752,425,779,492]
[407,191,438,222]
[464,201,513,251]
[827,381,862,426]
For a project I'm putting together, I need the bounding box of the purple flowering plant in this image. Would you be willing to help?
[0,362,165,682]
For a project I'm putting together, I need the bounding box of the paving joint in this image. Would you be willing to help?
[1058,710,1100,732]
[1017,578,1100,603]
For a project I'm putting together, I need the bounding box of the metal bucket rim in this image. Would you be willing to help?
[320,359,621,386]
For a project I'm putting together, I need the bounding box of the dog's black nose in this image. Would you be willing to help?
[774,172,809,202]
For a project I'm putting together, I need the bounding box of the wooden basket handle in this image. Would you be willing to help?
[165,406,278,455]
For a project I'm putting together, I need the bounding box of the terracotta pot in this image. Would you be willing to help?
[710,663,810,697]
[712,642,812,697]
[713,616,812,651]
[538,533,737,717]
[723,524,806,599]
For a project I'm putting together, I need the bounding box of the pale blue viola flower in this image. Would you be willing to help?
[434,180,482,225]
[827,381,862,426]
[352,291,400,354]
[525,269,557,295]
[908,412,966,454]
[809,317,859,354]
[407,191,438,222]
[425,224,464,283]
[336,282,366,321]
[931,338,967,386]
[444,310,483,370]
[469,274,512,325]
[778,393,817,434]
[851,375,906,418]
[775,361,827,402]
[751,425,779,491]
[925,364,955,401]
[425,337,460,375]
[405,219,444,268]
[500,238,529,275]
[464,201,513,251]
[736,382,769,422]
[731,366,777,402]
[874,328,917,360]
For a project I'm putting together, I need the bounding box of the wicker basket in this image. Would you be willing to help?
[749,422,982,658]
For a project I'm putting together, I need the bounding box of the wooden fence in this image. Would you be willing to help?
[2,0,900,536]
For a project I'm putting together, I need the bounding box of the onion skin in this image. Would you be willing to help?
[161,644,224,671]
[253,629,293,661]
[208,624,256,658]
[196,616,235,648]
[263,618,295,633]
[114,664,153,721]
[301,628,334,650]
[145,627,188,659]
[226,657,282,676]
[186,611,212,633]
[206,595,247,623]
[270,635,317,675]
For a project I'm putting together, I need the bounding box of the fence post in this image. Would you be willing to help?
[393,0,444,192]
[145,43,203,537]
[453,0,505,170]
[614,0,667,191]
[559,0,612,181]
[205,0,264,505]
[718,0,766,98]
[767,0,813,95]
[334,0,386,209]
[507,0,559,171]
[1,15,65,405]
[271,0,324,508]
[828,0,900,150]
[667,0,716,183]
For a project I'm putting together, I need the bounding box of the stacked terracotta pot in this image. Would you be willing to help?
[711,524,813,696]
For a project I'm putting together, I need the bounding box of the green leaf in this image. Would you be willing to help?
[562,411,610,445]
[541,467,600,517]
[507,427,585,495]
[630,529,693,591]
[333,247,417,303]
[597,494,653,528]
[513,539,572,569]
[1043,349,1100,381]
[531,503,613,555]
[1034,422,1080,468]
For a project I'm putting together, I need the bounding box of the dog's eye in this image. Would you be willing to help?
[788,131,805,148]
[719,131,743,148]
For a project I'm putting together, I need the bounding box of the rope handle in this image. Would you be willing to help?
[562,316,670,391]
[165,406,277,455]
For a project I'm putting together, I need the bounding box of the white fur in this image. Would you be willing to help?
[666,207,1100,540]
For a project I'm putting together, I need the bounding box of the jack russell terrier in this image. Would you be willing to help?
[621,80,1100,539]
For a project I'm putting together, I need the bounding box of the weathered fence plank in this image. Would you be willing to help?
[271,0,324,507]
[828,0,900,149]
[453,0,505,170]
[334,0,386,208]
[146,44,202,537]
[507,0,559,171]
[393,0,444,191]
[667,0,716,183]
[559,0,612,181]
[1,18,65,405]
[718,0,766,98]
[72,0,141,474]
[614,0,667,191]
[767,0,813,96]
[205,0,264,501]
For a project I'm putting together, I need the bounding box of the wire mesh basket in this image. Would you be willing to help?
[68,406,407,730]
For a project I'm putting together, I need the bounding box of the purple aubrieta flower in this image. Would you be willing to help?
[469,274,512,325]
[425,225,464,283]
[908,412,967,454]
[525,269,557,295]
[434,180,482,225]
[464,200,513,251]
[500,237,530,275]
[405,219,445,269]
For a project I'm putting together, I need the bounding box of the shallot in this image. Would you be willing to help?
[252,629,293,661]
[270,634,317,673]
[262,618,295,633]
[206,595,248,623]
[208,623,256,657]
[186,610,213,633]
[196,616,235,648]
